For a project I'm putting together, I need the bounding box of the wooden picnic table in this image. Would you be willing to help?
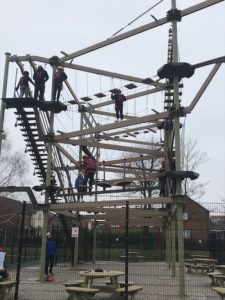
[79,270,125,291]
[185,258,217,274]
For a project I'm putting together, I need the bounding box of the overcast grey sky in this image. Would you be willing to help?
[0,0,224,204]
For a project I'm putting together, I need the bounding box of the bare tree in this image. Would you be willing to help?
[0,139,29,187]
[181,137,209,200]
[120,136,209,202]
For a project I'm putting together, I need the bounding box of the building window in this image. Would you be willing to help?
[183,212,188,220]
[184,230,191,239]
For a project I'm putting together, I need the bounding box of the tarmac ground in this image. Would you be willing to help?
[6,260,223,300]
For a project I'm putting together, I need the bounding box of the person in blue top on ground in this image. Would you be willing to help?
[111,89,126,121]
[75,172,85,201]
[45,232,56,277]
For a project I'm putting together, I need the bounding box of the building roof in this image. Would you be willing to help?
[0,196,36,215]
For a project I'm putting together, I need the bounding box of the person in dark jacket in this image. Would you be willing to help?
[111,89,126,121]
[45,233,56,277]
[75,172,85,200]
[52,66,67,101]
[82,155,96,193]
[33,65,49,101]
[15,71,35,98]
[159,160,166,196]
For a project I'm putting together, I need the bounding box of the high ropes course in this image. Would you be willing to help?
[0,0,224,296]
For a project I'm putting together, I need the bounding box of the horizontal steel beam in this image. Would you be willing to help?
[55,138,164,157]
[59,0,223,63]
[54,111,169,141]
[50,197,173,211]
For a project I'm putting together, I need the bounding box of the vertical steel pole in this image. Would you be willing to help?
[168,223,172,269]
[165,226,169,265]
[125,201,129,300]
[171,0,185,297]
[0,53,11,154]
[39,66,56,281]
[171,218,176,277]
[14,201,26,300]
[73,111,84,268]
[74,236,79,269]
[92,147,99,264]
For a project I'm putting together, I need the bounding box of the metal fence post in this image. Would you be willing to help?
[14,201,26,300]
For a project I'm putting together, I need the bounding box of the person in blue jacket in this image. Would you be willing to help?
[45,232,56,277]
[75,172,85,200]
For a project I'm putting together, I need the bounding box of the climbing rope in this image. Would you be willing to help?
[111,0,164,37]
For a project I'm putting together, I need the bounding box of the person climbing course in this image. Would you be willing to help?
[52,66,67,101]
[33,65,49,101]
[82,155,97,194]
[75,172,85,200]
[15,71,35,98]
[111,89,126,121]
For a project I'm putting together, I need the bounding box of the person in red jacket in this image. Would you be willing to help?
[15,71,35,98]
[82,155,96,193]
[52,66,67,101]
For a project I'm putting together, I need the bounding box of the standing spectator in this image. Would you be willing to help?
[45,232,56,278]
[33,65,49,101]
[111,89,126,121]
[82,155,96,193]
[15,71,35,98]
[53,66,67,101]
[75,172,85,200]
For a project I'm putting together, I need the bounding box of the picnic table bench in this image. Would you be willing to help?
[65,286,99,300]
[185,263,214,274]
[115,284,143,299]
[120,252,144,262]
[207,271,222,286]
[105,280,134,287]
[185,258,217,274]
[212,287,225,300]
[0,280,16,300]
[216,265,225,275]
[63,279,85,287]
[211,274,225,287]
[191,254,209,259]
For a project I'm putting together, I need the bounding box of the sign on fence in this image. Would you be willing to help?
[0,251,6,269]
[71,227,79,238]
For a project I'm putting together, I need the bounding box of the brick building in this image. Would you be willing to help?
[183,198,209,245]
